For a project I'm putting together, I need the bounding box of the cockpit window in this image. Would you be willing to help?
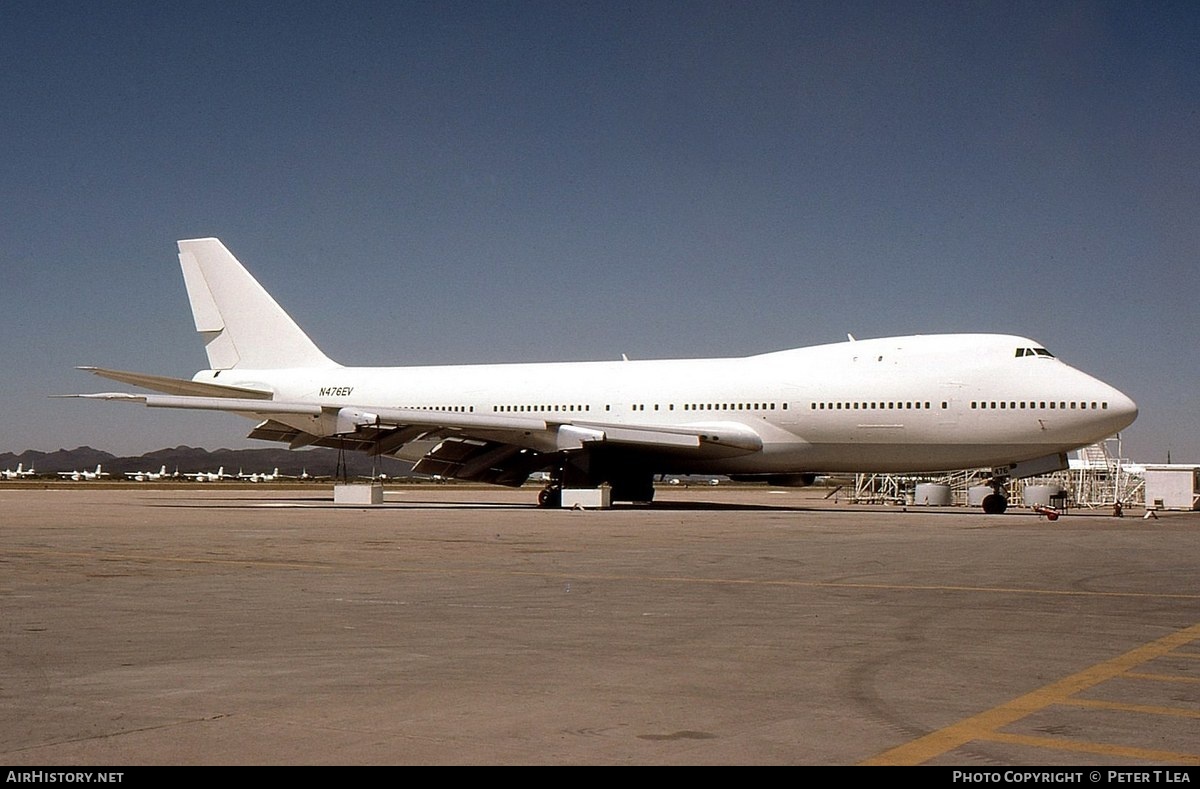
[1015,347,1056,358]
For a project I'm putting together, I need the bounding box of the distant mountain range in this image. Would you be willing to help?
[0,446,413,478]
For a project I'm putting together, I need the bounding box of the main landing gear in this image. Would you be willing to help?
[981,474,1009,514]
[537,484,562,508]
[535,465,656,508]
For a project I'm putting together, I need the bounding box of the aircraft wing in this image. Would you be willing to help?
[61,390,763,486]
[406,419,761,485]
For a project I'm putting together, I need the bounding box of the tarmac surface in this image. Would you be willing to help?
[1,483,1198,765]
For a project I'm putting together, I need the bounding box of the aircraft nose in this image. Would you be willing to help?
[1106,387,1138,433]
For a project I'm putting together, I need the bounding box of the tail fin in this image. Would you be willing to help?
[177,238,339,370]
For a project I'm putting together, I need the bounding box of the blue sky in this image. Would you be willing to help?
[2,1,1196,461]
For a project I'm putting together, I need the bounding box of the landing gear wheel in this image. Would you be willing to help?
[537,486,562,508]
[981,493,1008,515]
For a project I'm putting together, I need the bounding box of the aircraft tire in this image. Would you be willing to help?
[537,487,562,508]
[981,493,1008,515]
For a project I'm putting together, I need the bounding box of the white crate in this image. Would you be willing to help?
[334,483,384,505]
[560,488,611,509]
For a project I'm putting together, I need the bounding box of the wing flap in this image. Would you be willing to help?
[574,420,763,455]
[411,438,543,486]
[246,421,385,453]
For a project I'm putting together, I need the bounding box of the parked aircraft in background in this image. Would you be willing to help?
[125,465,173,481]
[358,472,396,482]
[237,467,286,483]
[57,465,109,481]
[1,463,37,480]
[65,238,1138,512]
[183,466,232,482]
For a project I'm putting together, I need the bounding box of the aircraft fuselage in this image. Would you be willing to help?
[195,333,1136,477]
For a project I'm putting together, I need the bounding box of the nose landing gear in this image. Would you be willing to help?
[981,491,1008,514]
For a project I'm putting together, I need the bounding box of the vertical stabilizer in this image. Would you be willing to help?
[177,238,339,370]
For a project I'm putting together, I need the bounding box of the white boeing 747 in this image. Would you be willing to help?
[66,238,1137,512]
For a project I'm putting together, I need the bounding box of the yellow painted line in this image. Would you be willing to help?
[1064,697,1200,719]
[983,731,1200,765]
[860,622,1200,765]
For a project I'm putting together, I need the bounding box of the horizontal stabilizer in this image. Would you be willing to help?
[60,392,323,415]
[78,367,274,399]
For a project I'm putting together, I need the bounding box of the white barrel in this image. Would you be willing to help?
[967,486,993,507]
[1023,484,1063,508]
[914,483,952,506]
